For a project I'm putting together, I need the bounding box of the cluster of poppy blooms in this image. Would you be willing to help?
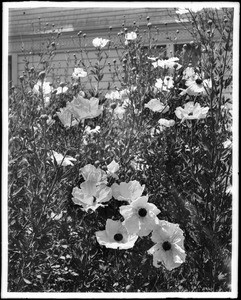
[38,31,216,271]
[70,162,186,271]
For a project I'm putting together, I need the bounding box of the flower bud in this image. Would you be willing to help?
[94,160,100,166]
[110,103,117,109]
[40,114,48,120]
[60,82,66,88]
[208,19,212,25]
[38,71,46,79]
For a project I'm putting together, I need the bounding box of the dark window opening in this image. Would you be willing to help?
[174,43,186,55]
[8,55,12,88]
[141,44,167,59]
[174,43,201,67]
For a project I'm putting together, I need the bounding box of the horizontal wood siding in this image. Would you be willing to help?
[8,7,232,98]
[9,7,177,37]
[17,49,124,90]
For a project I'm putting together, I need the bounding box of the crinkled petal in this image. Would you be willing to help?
[80,181,97,196]
[138,215,159,237]
[119,205,134,219]
[111,182,122,200]
[131,196,149,208]
[123,215,140,235]
[96,185,112,203]
[105,219,124,238]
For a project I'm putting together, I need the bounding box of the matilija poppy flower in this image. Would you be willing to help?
[95,219,138,249]
[151,118,175,135]
[120,196,160,237]
[144,99,169,113]
[111,180,145,203]
[155,76,174,91]
[125,32,137,41]
[158,118,175,128]
[66,94,103,121]
[176,7,204,14]
[107,160,120,179]
[56,107,80,127]
[56,86,68,94]
[105,90,121,101]
[72,68,87,79]
[113,105,126,120]
[33,80,53,106]
[51,151,77,166]
[84,125,100,135]
[80,164,107,185]
[180,77,212,96]
[147,220,186,271]
[72,182,112,212]
[152,57,182,70]
[175,101,209,122]
[92,37,110,48]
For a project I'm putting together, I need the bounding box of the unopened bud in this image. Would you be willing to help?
[110,103,117,109]
[38,71,46,79]
[60,82,66,88]
[40,114,48,120]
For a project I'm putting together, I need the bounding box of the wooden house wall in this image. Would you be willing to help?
[8,7,232,98]
[9,8,194,87]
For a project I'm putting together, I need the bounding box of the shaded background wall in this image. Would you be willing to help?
[8,6,232,98]
[8,7,194,89]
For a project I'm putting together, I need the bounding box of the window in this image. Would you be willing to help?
[174,43,185,55]
[8,55,12,88]
[174,43,201,67]
[141,45,167,59]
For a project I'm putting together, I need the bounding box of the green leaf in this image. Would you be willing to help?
[23,278,32,285]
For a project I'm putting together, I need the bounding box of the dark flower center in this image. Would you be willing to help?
[138,208,147,217]
[195,78,203,84]
[162,241,172,251]
[114,233,123,242]
[188,112,193,116]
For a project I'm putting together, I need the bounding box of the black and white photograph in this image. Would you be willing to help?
[2,1,239,298]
